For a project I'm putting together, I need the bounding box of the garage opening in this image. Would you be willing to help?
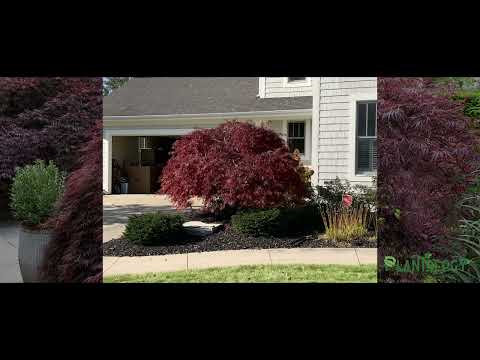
[111,136,179,194]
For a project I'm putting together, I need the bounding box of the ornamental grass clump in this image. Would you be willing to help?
[9,160,64,227]
[447,202,480,283]
[320,205,370,242]
[440,175,480,283]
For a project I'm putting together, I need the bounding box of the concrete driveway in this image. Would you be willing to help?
[103,194,203,243]
[0,207,22,283]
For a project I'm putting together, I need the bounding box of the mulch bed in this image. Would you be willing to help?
[103,223,377,257]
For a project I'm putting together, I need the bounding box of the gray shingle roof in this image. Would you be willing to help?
[103,77,312,116]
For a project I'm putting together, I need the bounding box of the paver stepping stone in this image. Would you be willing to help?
[183,221,223,237]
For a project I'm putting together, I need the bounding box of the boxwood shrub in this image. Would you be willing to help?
[231,208,281,237]
[124,212,185,246]
[231,205,322,237]
[9,159,65,227]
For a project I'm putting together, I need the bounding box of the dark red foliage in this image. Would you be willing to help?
[0,77,101,182]
[378,78,479,266]
[42,121,102,283]
[160,121,307,212]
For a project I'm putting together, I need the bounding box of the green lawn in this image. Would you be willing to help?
[104,264,377,283]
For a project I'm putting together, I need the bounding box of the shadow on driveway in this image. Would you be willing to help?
[103,204,187,226]
[102,195,202,243]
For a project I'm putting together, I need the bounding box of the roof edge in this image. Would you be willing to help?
[104,109,313,121]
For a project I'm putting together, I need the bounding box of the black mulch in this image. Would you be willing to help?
[103,223,377,257]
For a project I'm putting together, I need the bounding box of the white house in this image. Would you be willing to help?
[103,77,377,194]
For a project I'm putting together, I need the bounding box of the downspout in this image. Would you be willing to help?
[311,77,321,186]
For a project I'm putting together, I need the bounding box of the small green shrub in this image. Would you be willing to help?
[313,177,377,210]
[231,208,282,237]
[9,160,65,227]
[278,205,323,234]
[231,205,322,237]
[313,177,350,206]
[124,212,185,246]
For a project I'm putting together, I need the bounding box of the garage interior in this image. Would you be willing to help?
[111,136,179,194]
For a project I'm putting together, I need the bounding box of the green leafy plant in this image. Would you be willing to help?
[431,170,480,283]
[313,177,351,206]
[279,205,323,234]
[231,205,322,237]
[124,212,185,246]
[313,177,376,210]
[464,94,480,119]
[431,77,478,89]
[440,196,480,283]
[232,208,281,237]
[320,205,370,242]
[453,90,480,118]
[9,160,65,227]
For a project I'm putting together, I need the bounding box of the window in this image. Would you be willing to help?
[283,77,311,88]
[288,77,307,82]
[356,101,377,174]
[287,122,305,154]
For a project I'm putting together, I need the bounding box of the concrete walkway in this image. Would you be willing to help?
[103,194,202,243]
[103,248,377,277]
[0,211,22,283]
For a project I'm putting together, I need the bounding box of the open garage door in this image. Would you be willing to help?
[111,136,179,194]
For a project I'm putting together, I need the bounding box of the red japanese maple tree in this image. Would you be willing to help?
[160,121,307,213]
[42,121,102,283]
[378,78,479,266]
[0,77,101,182]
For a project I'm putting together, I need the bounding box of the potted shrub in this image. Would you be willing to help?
[9,160,65,282]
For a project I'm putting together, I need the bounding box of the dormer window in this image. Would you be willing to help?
[283,77,311,87]
[288,77,307,82]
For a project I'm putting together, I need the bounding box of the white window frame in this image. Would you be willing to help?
[282,119,311,164]
[287,121,306,155]
[283,77,312,88]
[258,77,266,98]
[356,101,377,176]
[348,93,377,183]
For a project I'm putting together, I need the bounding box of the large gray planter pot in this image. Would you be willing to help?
[18,226,52,283]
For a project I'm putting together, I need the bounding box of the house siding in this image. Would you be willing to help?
[313,77,377,186]
[263,77,313,98]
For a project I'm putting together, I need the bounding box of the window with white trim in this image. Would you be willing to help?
[288,77,307,82]
[287,122,305,154]
[283,77,311,88]
[356,101,377,174]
